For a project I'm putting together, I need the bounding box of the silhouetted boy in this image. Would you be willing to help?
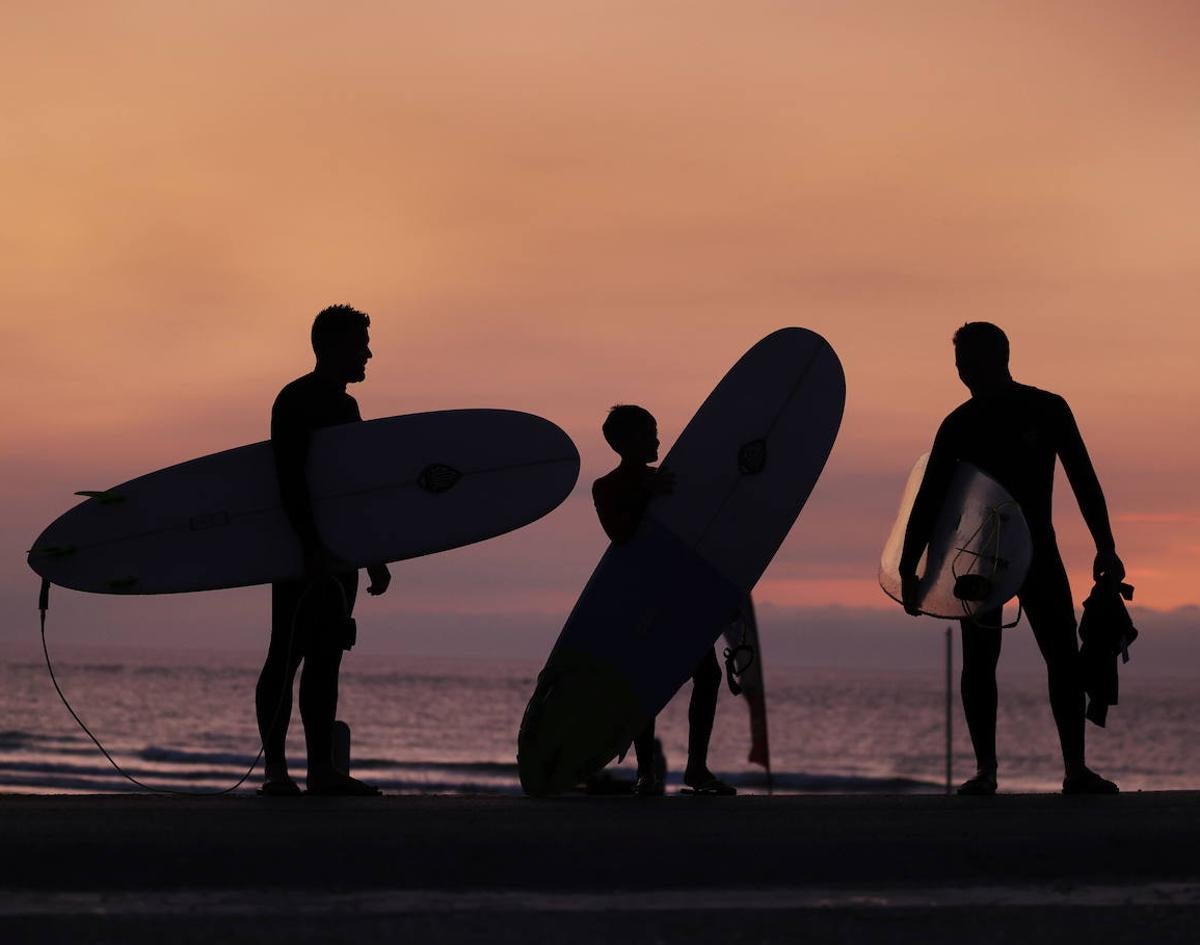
[255,304,391,796]
[592,405,735,796]
[900,322,1125,795]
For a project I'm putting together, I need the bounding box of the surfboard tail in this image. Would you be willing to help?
[517,650,646,796]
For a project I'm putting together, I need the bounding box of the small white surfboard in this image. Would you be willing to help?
[28,409,579,595]
[879,454,1033,620]
[518,328,845,795]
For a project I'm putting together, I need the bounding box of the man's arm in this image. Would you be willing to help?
[271,391,331,574]
[898,419,959,615]
[339,396,391,595]
[1056,398,1124,581]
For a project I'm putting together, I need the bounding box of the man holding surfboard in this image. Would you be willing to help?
[899,322,1124,796]
[256,304,391,797]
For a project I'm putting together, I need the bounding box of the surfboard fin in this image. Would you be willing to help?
[737,439,767,475]
[75,490,126,506]
[417,464,462,494]
[953,573,992,602]
[28,545,77,558]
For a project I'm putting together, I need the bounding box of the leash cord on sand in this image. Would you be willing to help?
[36,576,316,797]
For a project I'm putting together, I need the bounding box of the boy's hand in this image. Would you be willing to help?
[650,469,676,496]
[367,563,392,596]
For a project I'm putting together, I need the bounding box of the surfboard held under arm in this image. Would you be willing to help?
[28,409,579,595]
[879,454,1033,620]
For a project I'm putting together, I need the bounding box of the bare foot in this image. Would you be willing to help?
[305,772,382,796]
[258,777,302,797]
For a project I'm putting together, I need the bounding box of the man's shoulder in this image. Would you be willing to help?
[273,373,317,408]
[271,374,328,435]
[937,398,975,434]
[1015,383,1069,413]
[944,397,973,420]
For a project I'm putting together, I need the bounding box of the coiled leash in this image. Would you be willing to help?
[37,575,346,796]
[723,628,756,696]
[949,502,1023,630]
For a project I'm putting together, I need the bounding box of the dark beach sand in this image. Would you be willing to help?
[4,792,1200,943]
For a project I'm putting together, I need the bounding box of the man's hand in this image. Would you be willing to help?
[367,563,391,596]
[1093,550,1126,584]
[650,468,676,497]
[900,571,922,617]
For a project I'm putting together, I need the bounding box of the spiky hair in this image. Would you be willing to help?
[311,304,370,356]
[953,321,1009,365]
[602,404,656,454]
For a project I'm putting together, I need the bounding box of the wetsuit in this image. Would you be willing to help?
[256,372,361,776]
[592,465,722,777]
[900,382,1115,769]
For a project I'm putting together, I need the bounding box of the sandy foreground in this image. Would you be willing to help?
[3,791,1200,943]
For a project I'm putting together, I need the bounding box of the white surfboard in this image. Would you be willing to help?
[517,328,845,795]
[28,409,579,595]
[879,453,1033,619]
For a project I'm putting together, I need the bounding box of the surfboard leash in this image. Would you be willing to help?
[36,577,311,797]
[948,504,1023,630]
[722,624,756,697]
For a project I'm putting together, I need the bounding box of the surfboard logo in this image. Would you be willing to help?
[418,463,463,494]
[634,606,661,638]
[737,439,767,475]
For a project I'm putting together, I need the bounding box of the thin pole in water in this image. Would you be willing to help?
[945,625,953,795]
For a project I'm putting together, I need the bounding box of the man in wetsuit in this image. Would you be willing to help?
[900,322,1125,796]
[592,405,735,796]
[255,304,391,796]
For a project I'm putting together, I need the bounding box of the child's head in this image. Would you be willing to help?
[602,405,659,463]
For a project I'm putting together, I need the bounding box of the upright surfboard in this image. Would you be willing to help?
[878,454,1033,619]
[518,328,844,795]
[28,410,579,595]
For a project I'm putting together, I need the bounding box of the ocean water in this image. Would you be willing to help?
[1,646,1195,795]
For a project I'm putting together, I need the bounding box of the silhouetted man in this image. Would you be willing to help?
[900,322,1124,795]
[593,405,735,796]
[255,304,391,796]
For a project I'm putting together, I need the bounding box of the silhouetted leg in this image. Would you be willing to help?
[633,720,657,778]
[257,581,308,783]
[300,635,344,782]
[684,649,722,782]
[300,572,357,786]
[256,650,302,781]
[960,614,1002,775]
[1021,548,1085,770]
[292,572,381,795]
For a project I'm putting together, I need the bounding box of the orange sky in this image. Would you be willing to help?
[2,2,1198,654]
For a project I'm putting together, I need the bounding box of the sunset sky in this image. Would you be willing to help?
[3,2,1197,669]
